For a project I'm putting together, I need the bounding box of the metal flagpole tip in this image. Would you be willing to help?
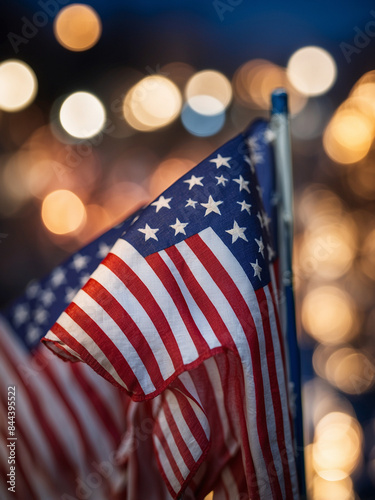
[271,88,288,115]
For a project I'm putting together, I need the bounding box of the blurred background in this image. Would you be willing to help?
[1,1,375,498]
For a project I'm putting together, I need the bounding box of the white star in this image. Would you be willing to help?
[39,288,55,307]
[209,154,232,168]
[226,221,248,243]
[263,212,272,233]
[13,303,29,326]
[70,254,90,272]
[185,198,198,208]
[264,128,275,143]
[251,151,264,165]
[237,200,252,214]
[151,195,172,212]
[26,280,39,299]
[50,267,66,288]
[246,136,259,151]
[184,175,204,190]
[267,244,276,261]
[96,242,112,259]
[215,175,229,186]
[200,196,223,216]
[138,223,159,241]
[26,324,41,343]
[34,307,49,325]
[233,175,250,193]
[170,218,189,236]
[255,237,265,257]
[65,287,77,303]
[251,259,262,280]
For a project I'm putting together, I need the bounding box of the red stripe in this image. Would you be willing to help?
[49,321,127,393]
[33,349,99,464]
[185,234,283,498]
[255,287,293,498]
[0,427,40,500]
[154,417,185,487]
[172,387,210,453]
[164,246,235,352]
[71,363,123,447]
[146,252,211,355]
[104,253,184,369]
[0,335,77,488]
[83,278,164,390]
[162,395,196,470]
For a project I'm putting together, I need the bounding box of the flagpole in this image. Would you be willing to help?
[270,88,306,499]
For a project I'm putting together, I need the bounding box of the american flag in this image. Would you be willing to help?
[42,124,300,499]
[0,221,133,499]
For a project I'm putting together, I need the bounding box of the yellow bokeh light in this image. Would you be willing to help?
[232,59,306,114]
[41,189,86,235]
[302,286,357,344]
[323,108,373,164]
[0,60,37,112]
[298,218,356,280]
[313,412,362,476]
[54,4,101,52]
[123,76,182,131]
[325,347,375,395]
[287,46,337,96]
[204,493,213,500]
[59,91,106,138]
[185,70,232,115]
[312,475,354,500]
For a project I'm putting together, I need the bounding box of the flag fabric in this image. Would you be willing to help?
[0,220,137,499]
[42,125,300,500]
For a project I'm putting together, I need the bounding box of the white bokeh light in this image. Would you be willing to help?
[59,91,106,138]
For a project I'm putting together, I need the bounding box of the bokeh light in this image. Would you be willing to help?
[181,104,225,137]
[312,475,355,500]
[323,108,373,164]
[232,59,306,114]
[287,46,337,96]
[302,286,357,344]
[0,60,37,112]
[54,4,102,52]
[41,189,86,235]
[297,216,356,280]
[313,412,362,476]
[123,75,182,131]
[59,91,106,138]
[185,70,232,115]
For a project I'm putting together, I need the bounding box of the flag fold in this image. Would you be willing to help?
[42,126,300,499]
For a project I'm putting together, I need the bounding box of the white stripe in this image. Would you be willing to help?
[111,239,199,365]
[153,434,180,494]
[159,249,222,351]
[165,390,206,461]
[177,370,204,407]
[77,290,156,394]
[49,358,118,463]
[57,309,130,390]
[44,331,83,361]
[93,263,175,380]
[157,407,189,479]
[265,287,300,500]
